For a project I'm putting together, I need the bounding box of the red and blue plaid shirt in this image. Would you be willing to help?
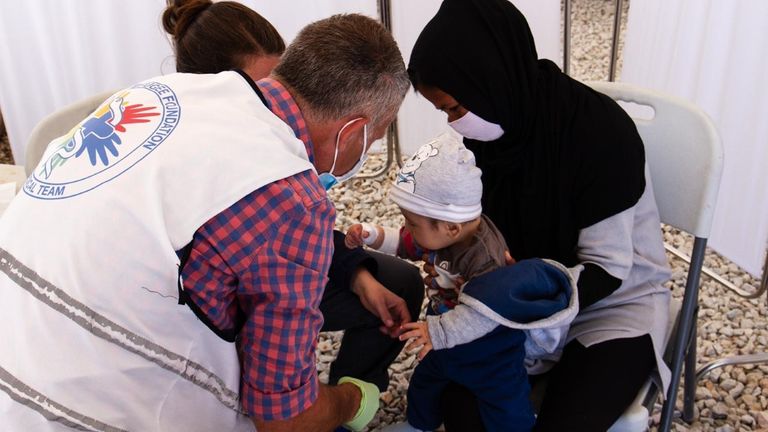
[181,77,334,421]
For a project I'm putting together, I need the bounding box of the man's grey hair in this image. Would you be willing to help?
[273,13,410,131]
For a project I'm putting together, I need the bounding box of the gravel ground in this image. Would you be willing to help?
[1,2,764,431]
[0,111,12,165]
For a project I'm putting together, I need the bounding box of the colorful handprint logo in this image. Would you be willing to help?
[40,94,159,179]
[26,81,180,200]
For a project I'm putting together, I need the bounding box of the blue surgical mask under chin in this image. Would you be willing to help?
[318,172,338,190]
[318,121,368,190]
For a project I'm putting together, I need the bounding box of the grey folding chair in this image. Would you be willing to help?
[25,89,116,175]
[585,82,724,432]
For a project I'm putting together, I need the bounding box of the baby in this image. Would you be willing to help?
[346,133,580,432]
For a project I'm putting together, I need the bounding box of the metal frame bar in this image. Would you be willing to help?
[563,0,572,75]
[659,237,708,431]
[565,0,622,81]
[762,252,768,302]
[608,0,624,82]
[683,305,699,422]
[697,353,768,382]
[358,0,402,179]
[666,243,767,300]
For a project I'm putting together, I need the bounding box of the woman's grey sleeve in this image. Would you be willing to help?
[576,204,636,280]
[426,304,499,350]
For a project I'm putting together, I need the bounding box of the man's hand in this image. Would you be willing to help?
[253,382,361,432]
[399,321,433,360]
[351,267,411,337]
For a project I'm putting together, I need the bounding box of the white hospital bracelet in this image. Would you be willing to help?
[361,223,379,246]
[377,226,401,255]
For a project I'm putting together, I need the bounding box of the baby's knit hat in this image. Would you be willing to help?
[389,132,482,223]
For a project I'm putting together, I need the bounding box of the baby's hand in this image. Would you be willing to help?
[505,250,516,266]
[399,321,433,360]
[345,224,366,249]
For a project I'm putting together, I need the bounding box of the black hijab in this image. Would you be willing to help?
[408,0,646,266]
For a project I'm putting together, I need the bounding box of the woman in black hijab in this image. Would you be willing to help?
[407,0,672,430]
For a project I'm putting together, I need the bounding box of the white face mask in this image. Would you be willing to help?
[448,110,504,141]
[318,119,369,190]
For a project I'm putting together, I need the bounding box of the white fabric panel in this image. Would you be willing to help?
[0,0,378,166]
[0,0,173,166]
[246,1,377,44]
[515,0,562,67]
[393,0,562,155]
[0,0,560,166]
[621,0,768,276]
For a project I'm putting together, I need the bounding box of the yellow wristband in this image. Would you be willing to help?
[338,376,380,432]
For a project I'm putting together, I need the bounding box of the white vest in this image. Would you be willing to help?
[0,71,314,431]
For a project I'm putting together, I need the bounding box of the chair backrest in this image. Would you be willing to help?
[586,81,724,239]
[25,89,116,176]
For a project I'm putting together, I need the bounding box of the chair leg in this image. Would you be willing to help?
[658,319,688,432]
[683,313,698,423]
[658,237,708,432]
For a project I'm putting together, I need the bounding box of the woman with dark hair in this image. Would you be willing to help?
[406,0,671,430]
[162,0,284,79]
[161,0,424,401]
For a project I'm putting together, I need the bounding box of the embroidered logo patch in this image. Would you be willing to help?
[24,82,180,200]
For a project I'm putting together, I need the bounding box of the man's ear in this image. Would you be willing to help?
[337,116,369,149]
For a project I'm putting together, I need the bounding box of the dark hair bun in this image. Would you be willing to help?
[162,0,213,39]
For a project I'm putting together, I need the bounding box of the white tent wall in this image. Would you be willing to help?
[621,0,768,277]
[244,0,378,49]
[0,0,559,164]
[0,0,174,167]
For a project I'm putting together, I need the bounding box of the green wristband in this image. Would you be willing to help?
[338,376,380,432]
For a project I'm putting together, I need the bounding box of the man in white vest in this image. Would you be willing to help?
[0,13,410,432]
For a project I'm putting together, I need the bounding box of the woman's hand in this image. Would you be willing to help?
[345,224,366,249]
[399,321,433,360]
[351,267,411,338]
